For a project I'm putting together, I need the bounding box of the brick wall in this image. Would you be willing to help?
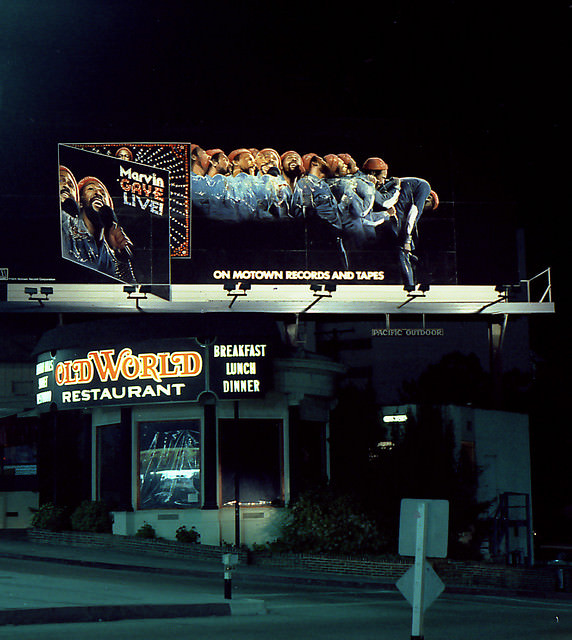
[27,529,248,563]
[26,530,569,593]
[252,551,412,581]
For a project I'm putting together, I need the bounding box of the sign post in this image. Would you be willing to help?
[411,501,428,639]
[222,552,239,599]
[397,499,449,640]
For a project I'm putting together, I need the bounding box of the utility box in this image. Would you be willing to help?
[222,553,239,568]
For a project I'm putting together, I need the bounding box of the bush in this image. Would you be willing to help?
[175,525,200,544]
[135,522,156,539]
[31,503,71,532]
[71,500,112,533]
[277,486,387,556]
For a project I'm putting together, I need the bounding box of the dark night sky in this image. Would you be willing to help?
[1,2,567,257]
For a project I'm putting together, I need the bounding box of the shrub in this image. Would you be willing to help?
[31,503,71,532]
[71,500,112,533]
[135,522,156,539]
[277,486,387,556]
[175,525,200,544]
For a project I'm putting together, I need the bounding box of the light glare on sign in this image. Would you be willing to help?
[36,391,52,405]
[383,414,408,423]
[36,361,54,375]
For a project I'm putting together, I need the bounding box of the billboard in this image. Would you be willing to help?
[56,143,454,289]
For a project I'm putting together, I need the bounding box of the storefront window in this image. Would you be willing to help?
[138,420,201,509]
[97,423,131,510]
[2,445,37,475]
[219,419,283,507]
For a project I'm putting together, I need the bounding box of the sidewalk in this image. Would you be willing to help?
[0,533,570,626]
[0,534,269,626]
[0,532,391,589]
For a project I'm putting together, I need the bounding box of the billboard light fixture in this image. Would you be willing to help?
[224,281,251,308]
[399,283,430,308]
[302,282,337,313]
[310,283,337,296]
[223,281,250,294]
[123,285,148,299]
[495,283,521,301]
[123,285,147,311]
[24,286,53,305]
[403,284,430,295]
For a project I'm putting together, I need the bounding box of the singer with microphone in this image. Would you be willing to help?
[61,170,136,283]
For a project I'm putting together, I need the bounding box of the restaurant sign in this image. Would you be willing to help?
[35,338,270,410]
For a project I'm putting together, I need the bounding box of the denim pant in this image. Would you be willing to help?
[393,177,431,286]
[393,177,431,246]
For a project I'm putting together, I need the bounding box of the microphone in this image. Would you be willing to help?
[98,205,119,227]
[61,198,80,217]
[99,206,133,258]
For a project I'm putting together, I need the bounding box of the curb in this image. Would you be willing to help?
[0,600,267,627]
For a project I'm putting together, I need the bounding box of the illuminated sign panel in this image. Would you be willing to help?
[35,338,271,410]
[209,343,270,398]
[65,143,190,258]
[185,146,455,286]
[59,145,172,286]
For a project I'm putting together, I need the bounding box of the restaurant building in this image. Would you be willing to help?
[31,315,345,546]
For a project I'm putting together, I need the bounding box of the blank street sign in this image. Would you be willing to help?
[398,498,449,558]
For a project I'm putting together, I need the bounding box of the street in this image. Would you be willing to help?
[0,556,570,639]
[0,592,570,640]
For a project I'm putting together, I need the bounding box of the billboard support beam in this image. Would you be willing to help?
[2,275,555,316]
[489,314,509,405]
[301,284,337,314]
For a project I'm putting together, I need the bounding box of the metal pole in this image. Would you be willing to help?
[224,564,232,599]
[234,400,240,549]
[411,501,428,640]
[222,553,237,599]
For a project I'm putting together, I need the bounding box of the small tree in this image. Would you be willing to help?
[70,500,112,533]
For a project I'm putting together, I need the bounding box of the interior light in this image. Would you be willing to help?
[383,415,408,423]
